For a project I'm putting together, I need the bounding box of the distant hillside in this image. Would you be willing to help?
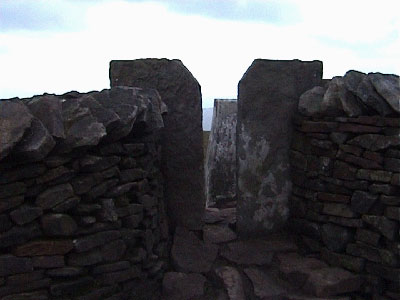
[202,107,213,131]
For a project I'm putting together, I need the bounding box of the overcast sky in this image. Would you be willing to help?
[0,0,399,107]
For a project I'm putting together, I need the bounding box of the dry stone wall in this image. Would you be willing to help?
[0,87,168,299]
[289,71,400,298]
[205,99,237,208]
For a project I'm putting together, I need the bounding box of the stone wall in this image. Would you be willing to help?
[236,59,323,237]
[205,99,237,208]
[289,71,400,298]
[110,59,205,231]
[0,87,168,299]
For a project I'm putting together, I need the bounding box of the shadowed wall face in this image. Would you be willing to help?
[236,59,323,237]
[110,59,205,230]
[205,99,237,208]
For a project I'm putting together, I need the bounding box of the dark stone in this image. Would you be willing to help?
[0,100,34,161]
[0,195,24,213]
[119,168,146,183]
[244,267,286,299]
[27,95,65,138]
[46,267,84,278]
[79,155,120,173]
[95,266,141,285]
[97,199,118,222]
[351,191,378,214]
[0,214,12,233]
[12,118,55,162]
[0,182,26,199]
[347,134,400,151]
[70,174,98,195]
[214,266,246,299]
[32,255,65,268]
[73,230,121,253]
[100,239,126,262]
[105,183,135,197]
[41,214,77,236]
[384,157,400,172]
[321,223,353,252]
[162,272,206,300]
[362,215,398,240]
[321,248,365,273]
[356,169,392,182]
[14,240,74,256]
[122,214,142,228]
[298,86,326,117]
[303,267,361,297]
[290,218,321,240]
[116,204,143,218]
[369,183,397,195]
[52,196,80,213]
[363,151,383,163]
[203,224,237,244]
[110,59,204,230]
[0,223,41,249]
[35,183,74,209]
[0,255,33,276]
[0,290,48,300]
[36,166,74,185]
[68,249,103,266]
[92,261,130,275]
[330,132,348,144]
[0,163,47,185]
[50,276,94,296]
[337,123,381,133]
[99,142,125,155]
[392,173,400,186]
[0,278,51,298]
[356,228,380,246]
[385,207,400,221]
[6,270,44,286]
[85,179,119,200]
[337,151,381,169]
[381,195,400,206]
[368,72,400,114]
[10,205,43,225]
[171,227,218,273]
[318,192,350,203]
[327,216,363,228]
[300,121,338,133]
[332,161,357,180]
[123,143,146,156]
[322,203,357,218]
[346,242,381,263]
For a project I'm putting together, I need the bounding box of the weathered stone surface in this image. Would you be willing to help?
[46,267,84,278]
[0,182,26,199]
[346,242,381,263]
[68,249,103,266]
[0,195,24,213]
[244,268,286,299]
[321,77,346,117]
[0,163,47,185]
[321,223,354,252]
[298,86,326,117]
[347,134,400,151]
[10,205,43,225]
[332,161,357,180]
[73,230,121,253]
[35,183,74,209]
[303,267,361,297]
[100,239,126,262]
[162,272,206,300]
[203,224,237,244]
[79,155,120,173]
[1,290,48,300]
[14,240,73,256]
[32,255,65,268]
[355,228,380,246]
[52,196,80,213]
[351,191,378,214]
[0,223,41,249]
[237,59,322,236]
[171,227,218,273]
[380,195,400,206]
[13,118,55,162]
[221,239,297,265]
[205,99,237,208]
[204,207,237,225]
[322,203,357,218]
[356,169,392,182]
[215,266,246,300]
[368,72,400,114]
[95,266,140,285]
[386,207,400,221]
[318,192,350,203]
[321,248,365,273]
[92,261,130,275]
[0,255,33,276]
[0,100,34,161]
[362,215,398,240]
[41,214,77,236]
[0,214,12,233]
[119,168,146,183]
[110,59,204,230]
[290,218,321,240]
[50,276,94,296]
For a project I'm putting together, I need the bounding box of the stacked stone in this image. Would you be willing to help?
[0,87,168,299]
[290,70,400,298]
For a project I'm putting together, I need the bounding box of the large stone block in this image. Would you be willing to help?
[110,59,204,230]
[236,59,322,236]
[205,99,237,208]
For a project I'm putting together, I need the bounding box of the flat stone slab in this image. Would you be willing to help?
[244,268,286,300]
[203,225,237,244]
[276,253,328,288]
[171,227,218,273]
[215,266,246,300]
[204,207,236,225]
[303,267,362,297]
[221,239,297,265]
[162,272,206,300]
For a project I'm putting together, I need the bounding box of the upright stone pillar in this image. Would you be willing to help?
[110,59,205,230]
[205,99,237,208]
[236,59,323,236]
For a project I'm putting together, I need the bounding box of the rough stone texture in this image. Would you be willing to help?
[171,227,218,273]
[369,73,400,114]
[205,99,237,208]
[236,59,323,236]
[162,272,206,300]
[298,86,326,117]
[215,266,246,300]
[110,58,205,230]
[203,224,237,244]
[244,268,286,299]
